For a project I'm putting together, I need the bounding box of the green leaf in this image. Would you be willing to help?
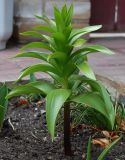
[86,80,115,129]
[0,105,6,128]
[54,6,64,32]
[15,51,48,62]
[53,32,66,51]
[35,15,56,30]
[33,25,54,33]
[20,31,44,39]
[65,4,73,26]
[77,61,96,80]
[73,39,86,47]
[72,45,114,59]
[0,84,8,106]
[46,89,71,140]
[0,84,8,128]
[47,52,68,63]
[17,64,59,81]
[20,31,52,43]
[63,60,76,77]
[86,45,114,55]
[69,25,102,41]
[7,81,55,99]
[61,4,68,22]
[97,136,122,160]
[71,78,115,129]
[86,137,92,160]
[20,42,53,52]
[71,92,111,123]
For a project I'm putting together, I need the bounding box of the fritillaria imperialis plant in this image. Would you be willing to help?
[7,5,115,155]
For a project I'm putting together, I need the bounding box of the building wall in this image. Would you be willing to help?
[13,0,90,42]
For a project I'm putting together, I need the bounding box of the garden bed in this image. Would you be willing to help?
[0,98,125,160]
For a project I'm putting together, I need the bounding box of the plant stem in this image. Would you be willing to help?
[64,102,72,156]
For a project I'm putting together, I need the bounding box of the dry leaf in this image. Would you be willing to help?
[36,99,46,107]
[92,138,110,148]
[102,131,110,138]
[102,130,119,140]
[121,120,125,131]
[116,114,125,131]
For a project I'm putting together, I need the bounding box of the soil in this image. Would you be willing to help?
[0,98,125,160]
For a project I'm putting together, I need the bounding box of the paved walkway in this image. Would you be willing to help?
[0,38,125,85]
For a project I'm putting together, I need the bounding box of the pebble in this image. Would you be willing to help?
[74,151,79,155]
[47,156,52,160]
[43,137,47,141]
[41,109,46,114]
[82,153,86,159]
[34,113,41,120]
[34,108,38,111]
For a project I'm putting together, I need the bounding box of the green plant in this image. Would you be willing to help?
[7,5,115,155]
[0,84,8,129]
[86,136,122,160]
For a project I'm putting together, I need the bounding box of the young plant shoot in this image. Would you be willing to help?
[7,5,115,155]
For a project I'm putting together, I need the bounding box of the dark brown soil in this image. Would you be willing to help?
[0,98,125,160]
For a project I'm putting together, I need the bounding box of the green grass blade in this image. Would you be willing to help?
[97,136,122,160]
[86,137,92,160]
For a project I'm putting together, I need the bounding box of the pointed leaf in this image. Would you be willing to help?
[20,42,53,52]
[61,4,68,21]
[47,52,68,63]
[15,51,48,62]
[46,89,71,139]
[20,31,52,43]
[69,25,102,40]
[72,45,114,59]
[7,81,55,99]
[35,15,56,29]
[20,31,44,39]
[33,25,54,33]
[17,64,59,81]
[54,6,64,32]
[65,4,73,26]
[73,39,86,47]
[71,77,115,129]
[71,92,111,122]
[77,61,96,80]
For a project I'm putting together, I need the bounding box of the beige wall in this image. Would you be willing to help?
[13,0,90,42]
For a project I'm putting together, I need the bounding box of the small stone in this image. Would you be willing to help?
[34,114,40,120]
[47,156,52,160]
[34,108,38,111]
[82,153,86,159]
[74,151,78,155]
[41,109,46,114]
[43,137,47,141]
